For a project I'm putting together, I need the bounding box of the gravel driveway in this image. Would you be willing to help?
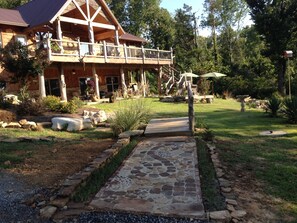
[0,170,46,223]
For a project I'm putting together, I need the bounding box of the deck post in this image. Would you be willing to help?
[158,66,163,96]
[141,45,145,64]
[38,70,46,98]
[124,44,128,63]
[92,64,100,99]
[47,38,52,61]
[187,82,195,135]
[59,64,67,102]
[120,66,127,98]
[170,47,173,64]
[140,67,146,97]
[56,18,63,53]
[103,41,107,62]
[157,47,160,64]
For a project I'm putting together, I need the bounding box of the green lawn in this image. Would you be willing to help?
[91,97,297,219]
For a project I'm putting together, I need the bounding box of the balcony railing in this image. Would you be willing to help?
[32,39,173,64]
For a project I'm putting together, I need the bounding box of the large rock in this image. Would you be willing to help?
[6,122,22,128]
[209,210,231,222]
[51,117,84,131]
[3,94,20,105]
[83,110,107,125]
[22,121,37,130]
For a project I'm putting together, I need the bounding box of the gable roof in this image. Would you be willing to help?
[17,0,68,28]
[120,33,146,43]
[0,8,28,27]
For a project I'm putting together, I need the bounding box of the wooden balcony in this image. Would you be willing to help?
[37,39,173,65]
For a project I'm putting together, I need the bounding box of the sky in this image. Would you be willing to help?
[160,0,252,37]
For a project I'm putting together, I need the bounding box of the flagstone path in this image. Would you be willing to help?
[90,136,205,219]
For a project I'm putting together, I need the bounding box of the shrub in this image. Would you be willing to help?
[281,96,297,124]
[110,99,151,136]
[42,96,61,111]
[59,101,77,114]
[16,99,44,116]
[71,96,84,109]
[266,94,282,117]
[195,117,207,129]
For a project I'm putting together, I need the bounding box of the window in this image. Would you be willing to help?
[15,35,27,45]
[45,79,61,96]
[0,32,2,48]
[106,76,119,92]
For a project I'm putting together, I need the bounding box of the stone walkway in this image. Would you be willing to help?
[90,136,205,219]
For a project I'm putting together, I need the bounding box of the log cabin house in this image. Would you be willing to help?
[0,0,174,101]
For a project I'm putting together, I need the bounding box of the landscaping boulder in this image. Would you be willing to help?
[6,122,22,128]
[83,110,107,125]
[22,121,37,130]
[3,94,21,105]
[51,117,84,131]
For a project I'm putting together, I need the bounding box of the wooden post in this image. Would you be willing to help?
[140,66,146,97]
[124,43,128,63]
[60,64,67,102]
[92,64,100,99]
[157,47,160,64]
[158,66,163,96]
[39,71,46,98]
[47,37,52,61]
[120,66,127,98]
[56,18,63,53]
[170,47,173,64]
[188,82,195,135]
[141,45,145,64]
[103,40,107,62]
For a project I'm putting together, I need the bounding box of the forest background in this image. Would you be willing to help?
[1,0,297,99]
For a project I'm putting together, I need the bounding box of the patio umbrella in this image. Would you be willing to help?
[181,72,199,78]
[200,72,227,95]
[200,72,226,78]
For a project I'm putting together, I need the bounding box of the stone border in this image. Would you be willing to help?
[39,130,144,220]
[205,142,247,223]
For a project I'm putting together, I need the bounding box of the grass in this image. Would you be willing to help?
[0,141,53,168]
[0,127,113,168]
[196,138,225,211]
[72,139,138,202]
[90,98,297,219]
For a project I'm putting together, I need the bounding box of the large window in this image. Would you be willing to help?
[106,76,119,92]
[15,35,27,45]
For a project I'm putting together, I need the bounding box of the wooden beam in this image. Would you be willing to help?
[59,16,88,26]
[72,0,88,21]
[94,30,114,40]
[91,21,115,30]
[86,0,91,20]
[50,0,72,23]
[91,6,102,22]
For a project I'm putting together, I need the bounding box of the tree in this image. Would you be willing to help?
[173,4,197,71]
[246,0,297,95]
[0,0,29,8]
[0,41,50,88]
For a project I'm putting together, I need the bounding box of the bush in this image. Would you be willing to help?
[71,96,84,109]
[281,96,297,124]
[16,99,44,116]
[42,96,61,111]
[266,94,282,117]
[110,99,151,136]
[59,101,77,114]
[202,127,215,142]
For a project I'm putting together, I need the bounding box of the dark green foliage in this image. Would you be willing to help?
[0,0,29,8]
[266,94,282,117]
[72,140,138,202]
[16,99,45,116]
[0,41,50,88]
[282,97,297,124]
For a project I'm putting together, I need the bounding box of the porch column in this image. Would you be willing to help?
[92,64,100,99]
[39,71,46,98]
[60,64,67,102]
[115,29,120,56]
[120,66,127,98]
[88,22,94,54]
[140,67,146,97]
[158,66,163,95]
[56,18,63,52]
